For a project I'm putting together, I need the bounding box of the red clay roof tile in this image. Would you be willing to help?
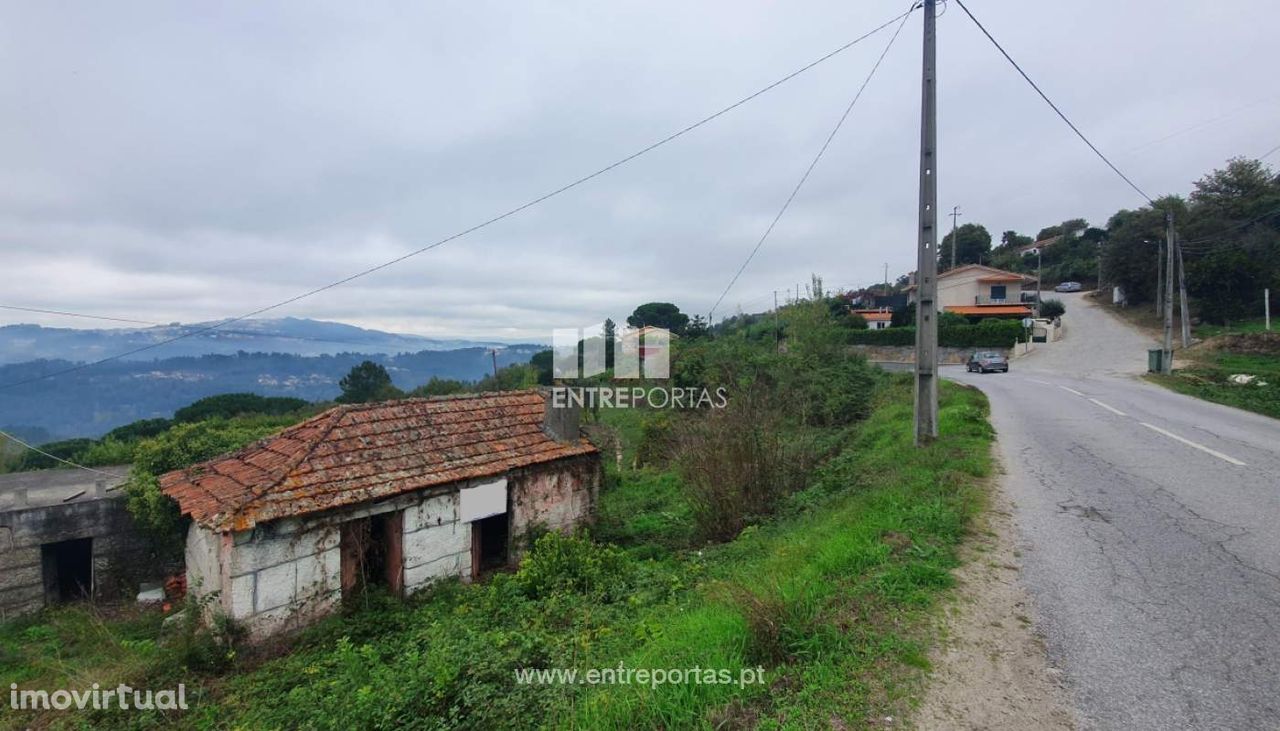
[160,390,596,531]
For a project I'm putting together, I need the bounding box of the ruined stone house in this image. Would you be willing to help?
[160,390,600,637]
[0,466,151,621]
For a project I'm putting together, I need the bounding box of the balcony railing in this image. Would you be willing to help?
[974,293,1039,305]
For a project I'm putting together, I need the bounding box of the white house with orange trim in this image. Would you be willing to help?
[851,309,893,330]
[907,264,1036,319]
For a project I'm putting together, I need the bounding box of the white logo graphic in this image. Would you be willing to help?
[552,324,670,380]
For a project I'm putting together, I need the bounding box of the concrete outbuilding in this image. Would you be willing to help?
[0,466,151,620]
[161,390,600,638]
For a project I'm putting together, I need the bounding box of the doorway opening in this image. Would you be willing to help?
[340,512,403,599]
[41,537,93,604]
[471,513,510,578]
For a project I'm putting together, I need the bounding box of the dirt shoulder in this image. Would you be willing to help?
[910,473,1077,730]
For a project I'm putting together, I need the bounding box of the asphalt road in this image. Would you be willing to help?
[948,292,1280,730]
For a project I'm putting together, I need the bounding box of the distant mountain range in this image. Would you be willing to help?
[0,318,548,440]
[0,317,523,364]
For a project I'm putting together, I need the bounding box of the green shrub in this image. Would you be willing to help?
[635,411,675,468]
[125,415,304,558]
[674,391,813,542]
[1040,298,1066,319]
[846,320,1024,348]
[173,393,309,423]
[515,531,631,601]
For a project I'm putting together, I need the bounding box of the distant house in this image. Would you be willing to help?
[624,325,676,359]
[1020,235,1061,257]
[907,264,1036,320]
[161,390,600,638]
[852,309,893,330]
[0,466,152,621]
[850,292,908,312]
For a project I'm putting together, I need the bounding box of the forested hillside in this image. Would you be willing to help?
[0,345,543,440]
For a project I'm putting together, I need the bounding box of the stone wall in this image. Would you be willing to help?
[0,496,152,621]
[401,491,470,594]
[190,485,473,637]
[851,344,1012,364]
[509,455,600,558]
[187,455,600,638]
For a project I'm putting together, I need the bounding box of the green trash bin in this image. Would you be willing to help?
[1147,349,1163,373]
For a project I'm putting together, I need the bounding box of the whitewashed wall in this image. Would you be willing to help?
[187,485,477,637]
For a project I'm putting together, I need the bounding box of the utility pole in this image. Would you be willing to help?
[490,348,499,380]
[1035,248,1042,315]
[1265,288,1272,331]
[773,290,780,350]
[1162,211,1175,374]
[948,206,961,270]
[1155,237,1164,318]
[883,262,890,295]
[1175,234,1190,347]
[1097,242,1104,293]
[913,0,939,445]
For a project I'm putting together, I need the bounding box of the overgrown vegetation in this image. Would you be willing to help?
[1151,331,1280,419]
[0,393,320,474]
[3,293,996,729]
[847,318,1025,347]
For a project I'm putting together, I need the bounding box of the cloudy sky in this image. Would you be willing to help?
[0,0,1275,342]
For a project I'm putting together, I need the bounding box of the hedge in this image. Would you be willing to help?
[846,319,1025,348]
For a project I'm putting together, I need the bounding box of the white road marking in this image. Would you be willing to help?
[1089,398,1127,416]
[1027,378,1053,386]
[1059,386,1085,396]
[1140,422,1247,466]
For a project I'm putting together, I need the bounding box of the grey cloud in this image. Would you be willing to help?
[0,0,1274,342]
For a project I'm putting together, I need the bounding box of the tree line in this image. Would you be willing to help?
[929,156,1278,324]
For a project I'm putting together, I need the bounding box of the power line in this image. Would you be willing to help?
[1124,96,1280,156]
[954,0,1154,205]
[0,429,127,479]
[0,305,156,326]
[1177,205,1280,249]
[1260,141,1280,161]
[0,8,915,393]
[708,5,915,321]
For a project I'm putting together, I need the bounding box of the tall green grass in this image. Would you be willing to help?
[572,378,993,728]
[1,379,992,730]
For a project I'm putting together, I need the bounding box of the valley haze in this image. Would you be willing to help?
[0,317,546,441]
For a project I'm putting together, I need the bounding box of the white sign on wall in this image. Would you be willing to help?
[459,478,508,522]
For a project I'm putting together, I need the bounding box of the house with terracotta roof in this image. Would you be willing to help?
[851,309,894,330]
[1020,235,1062,257]
[162,389,600,637]
[907,264,1036,320]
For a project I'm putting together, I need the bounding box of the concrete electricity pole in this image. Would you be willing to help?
[1162,211,1175,374]
[1036,248,1043,314]
[773,290,780,350]
[883,262,890,295]
[948,206,961,270]
[1097,243,1104,293]
[1175,235,1190,347]
[1267,288,1272,331]
[914,0,939,445]
[1155,237,1164,317]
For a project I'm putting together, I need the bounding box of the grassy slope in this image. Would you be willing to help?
[0,378,993,730]
[575,378,993,728]
[1149,327,1280,420]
